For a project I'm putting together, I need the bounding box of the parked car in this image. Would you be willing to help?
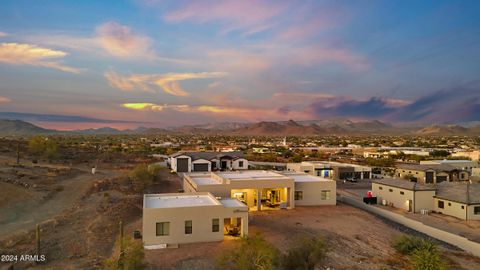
[344,177,358,183]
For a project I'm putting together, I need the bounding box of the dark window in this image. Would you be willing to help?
[461,205,465,209]
[379,186,383,190]
[400,191,404,195]
[448,202,451,206]
[185,220,192,234]
[438,201,444,209]
[156,222,170,236]
[475,206,480,215]
[239,161,244,167]
[389,189,393,192]
[212,218,220,232]
[294,191,303,200]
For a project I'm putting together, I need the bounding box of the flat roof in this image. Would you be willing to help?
[280,172,331,182]
[191,176,222,185]
[220,198,248,208]
[216,170,289,180]
[372,178,436,191]
[144,193,220,209]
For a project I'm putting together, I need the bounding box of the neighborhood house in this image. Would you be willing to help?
[170,151,248,172]
[143,193,248,248]
[183,170,336,211]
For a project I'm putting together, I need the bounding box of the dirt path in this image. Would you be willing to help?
[0,168,120,240]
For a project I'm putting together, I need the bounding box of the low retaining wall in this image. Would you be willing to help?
[338,195,480,257]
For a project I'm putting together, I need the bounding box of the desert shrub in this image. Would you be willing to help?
[129,164,155,192]
[282,234,327,270]
[410,246,446,270]
[216,234,280,270]
[393,235,426,255]
[104,237,145,270]
[393,235,446,270]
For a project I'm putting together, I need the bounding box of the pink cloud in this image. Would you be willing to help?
[164,0,289,34]
[95,21,154,59]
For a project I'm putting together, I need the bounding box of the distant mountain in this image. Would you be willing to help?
[0,119,57,135]
[415,124,470,135]
[2,118,480,136]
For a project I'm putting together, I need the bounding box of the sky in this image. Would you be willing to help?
[0,0,480,130]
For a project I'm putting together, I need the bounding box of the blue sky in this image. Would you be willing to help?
[0,0,479,129]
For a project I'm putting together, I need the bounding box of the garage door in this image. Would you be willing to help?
[177,158,189,172]
[193,163,209,172]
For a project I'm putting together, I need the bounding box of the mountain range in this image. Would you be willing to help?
[1,118,480,136]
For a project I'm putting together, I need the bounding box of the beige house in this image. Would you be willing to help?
[183,170,336,211]
[433,183,480,221]
[287,161,371,180]
[372,179,436,213]
[420,160,478,172]
[452,151,480,161]
[395,164,469,184]
[372,179,480,220]
[143,193,248,248]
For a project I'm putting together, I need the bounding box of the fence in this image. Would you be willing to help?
[338,195,480,257]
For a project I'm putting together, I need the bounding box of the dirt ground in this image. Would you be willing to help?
[144,204,480,270]
[0,154,179,270]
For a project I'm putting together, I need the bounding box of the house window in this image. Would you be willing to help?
[321,190,331,200]
[475,206,480,215]
[295,191,303,200]
[212,218,220,232]
[185,220,192,234]
[461,205,465,209]
[156,222,170,236]
[448,202,451,206]
[379,186,383,190]
[389,189,393,192]
[438,201,444,209]
[400,191,404,195]
[239,161,244,167]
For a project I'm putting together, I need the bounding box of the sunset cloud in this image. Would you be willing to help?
[0,32,8,38]
[0,43,80,73]
[163,0,288,35]
[106,70,227,96]
[95,21,154,59]
[123,103,191,112]
[0,96,11,103]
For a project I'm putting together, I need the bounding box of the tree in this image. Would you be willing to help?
[216,234,280,270]
[282,234,327,270]
[104,237,146,270]
[44,138,59,159]
[28,136,59,160]
[129,164,155,192]
[28,136,46,156]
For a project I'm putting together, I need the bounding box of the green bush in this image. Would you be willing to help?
[393,235,426,255]
[282,234,327,270]
[411,246,446,270]
[216,234,280,270]
[393,235,446,270]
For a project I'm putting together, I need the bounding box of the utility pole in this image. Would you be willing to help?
[36,224,40,264]
[118,221,124,270]
[16,141,20,164]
